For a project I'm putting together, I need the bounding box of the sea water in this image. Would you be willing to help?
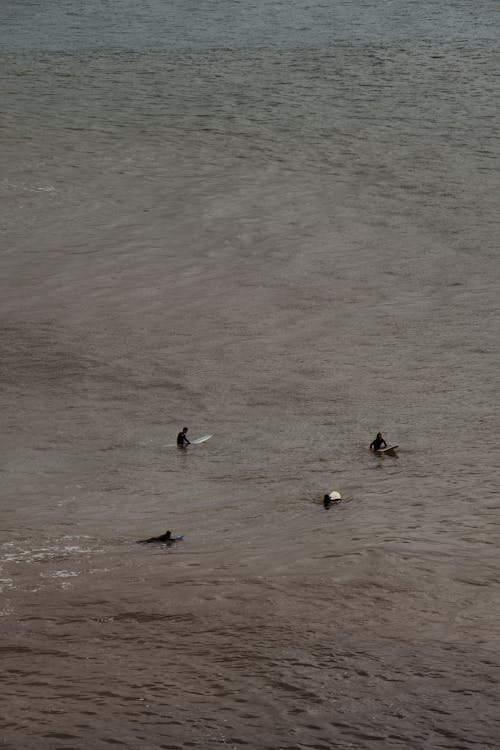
[1,1,499,747]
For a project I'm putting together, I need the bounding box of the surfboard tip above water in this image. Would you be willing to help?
[377,445,399,456]
[191,434,213,444]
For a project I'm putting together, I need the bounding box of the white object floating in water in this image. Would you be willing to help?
[328,491,342,501]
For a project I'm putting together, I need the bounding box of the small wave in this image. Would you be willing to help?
[0,602,14,617]
[40,570,79,578]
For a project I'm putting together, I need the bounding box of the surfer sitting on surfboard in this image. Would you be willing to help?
[177,427,191,447]
[370,432,387,452]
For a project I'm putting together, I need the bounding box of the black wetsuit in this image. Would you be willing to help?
[323,494,341,508]
[370,436,387,451]
[177,431,190,447]
[138,532,172,544]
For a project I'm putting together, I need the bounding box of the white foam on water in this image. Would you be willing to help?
[40,570,79,578]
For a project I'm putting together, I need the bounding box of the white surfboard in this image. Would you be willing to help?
[328,491,342,502]
[377,445,398,457]
[163,434,213,448]
[191,434,213,445]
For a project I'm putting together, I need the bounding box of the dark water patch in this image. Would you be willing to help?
[0,323,103,391]
[107,611,196,624]
[0,645,68,657]
[454,578,490,587]
[269,679,323,703]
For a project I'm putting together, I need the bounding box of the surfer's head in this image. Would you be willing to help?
[376,432,382,439]
[182,426,188,433]
[165,530,171,539]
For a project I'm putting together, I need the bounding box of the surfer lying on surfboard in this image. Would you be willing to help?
[137,530,184,544]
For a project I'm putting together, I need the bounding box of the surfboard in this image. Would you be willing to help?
[377,445,398,457]
[137,533,184,544]
[191,434,212,445]
[163,434,213,448]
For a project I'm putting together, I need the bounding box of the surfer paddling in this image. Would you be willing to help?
[137,530,182,544]
[177,426,191,447]
[370,432,387,452]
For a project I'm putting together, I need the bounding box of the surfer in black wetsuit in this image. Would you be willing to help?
[177,426,190,447]
[323,493,341,508]
[370,432,387,452]
[137,530,174,544]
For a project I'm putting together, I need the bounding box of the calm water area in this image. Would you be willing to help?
[1,1,499,747]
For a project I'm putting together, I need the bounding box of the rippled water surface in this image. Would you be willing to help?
[1,1,499,748]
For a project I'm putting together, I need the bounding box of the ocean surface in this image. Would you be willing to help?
[1,1,499,748]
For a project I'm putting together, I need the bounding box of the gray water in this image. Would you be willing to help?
[1,1,500,748]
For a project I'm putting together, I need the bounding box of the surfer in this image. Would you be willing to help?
[370,432,387,452]
[323,493,341,509]
[137,530,178,544]
[177,426,191,447]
